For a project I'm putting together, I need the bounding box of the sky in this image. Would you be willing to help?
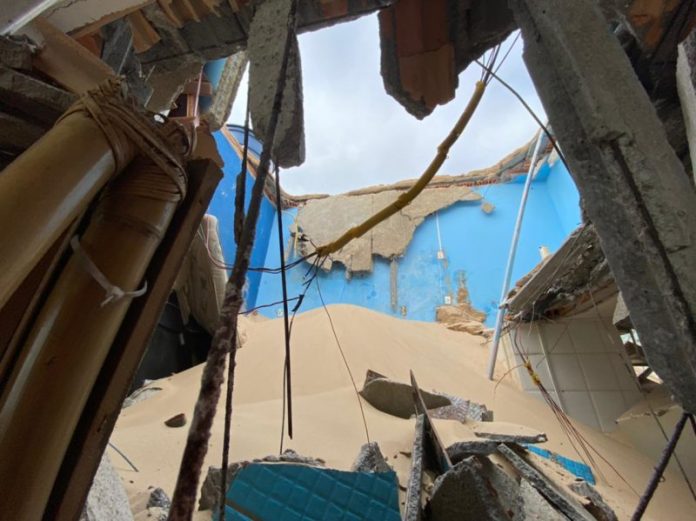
[228,13,546,196]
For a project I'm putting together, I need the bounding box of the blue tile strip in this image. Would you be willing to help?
[218,463,401,521]
[524,445,596,484]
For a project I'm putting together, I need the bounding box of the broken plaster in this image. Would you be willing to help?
[295,186,482,274]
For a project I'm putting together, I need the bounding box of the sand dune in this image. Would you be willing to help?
[111,305,692,520]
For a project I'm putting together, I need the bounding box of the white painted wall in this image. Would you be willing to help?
[501,300,643,432]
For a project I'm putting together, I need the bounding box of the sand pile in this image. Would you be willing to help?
[110,305,692,520]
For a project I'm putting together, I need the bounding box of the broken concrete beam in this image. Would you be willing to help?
[446,440,500,461]
[474,421,547,444]
[519,478,568,521]
[247,0,305,168]
[570,481,618,521]
[426,456,509,521]
[677,28,696,185]
[351,442,391,473]
[359,373,451,419]
[0,65,76,124]
[477,456,522,519]
[0,111,45,151]
[404,414,425,521]
[0,36,33,70]
[203,51,248,131]
[497,444,594,521]
[510,0,696,414]
[429,393,493,423]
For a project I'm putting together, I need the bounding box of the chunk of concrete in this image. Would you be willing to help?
[359,375,451,419]
[447,440,500,460]
[570,481,618,521]
[519,478,567,520]
[474,421,547,444]
[0,36,33,70]
[80,453,134,521]
[198,463,244,511]
[247,0,305,168]
[404,415,425,521]
[351,442,392,473]
[498,444,594,521]
[426,456,509,521]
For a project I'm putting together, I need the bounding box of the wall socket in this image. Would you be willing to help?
[444,295,452,305]
[437,250,445,260]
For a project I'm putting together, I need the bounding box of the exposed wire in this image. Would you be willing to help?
[315,276,371,444]
[108,441,138,473]
[474,58,570,173]
[274,164,294,440]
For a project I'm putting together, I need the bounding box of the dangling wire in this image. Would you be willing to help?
[234,83,252,246]
[274,164,294,441]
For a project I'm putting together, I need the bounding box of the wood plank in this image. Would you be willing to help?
[45,159,222,521]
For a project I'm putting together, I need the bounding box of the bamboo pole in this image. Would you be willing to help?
[0,151,186,520]
[0,108,135,310]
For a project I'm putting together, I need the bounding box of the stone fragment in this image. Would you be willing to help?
[360,375,451,419]
[404,415,425,521]
[164,413,186,427]
[247,0,305,168]
[570,481,618,521]
[498,444,594,521]
[146,488,171,521]
[426,456,509,521]
[351,442,392,473]
[80,453,134,521]
[474,421,547,444]
[446,440,500,460]
[198,463,244,511]
[519,478,567,520]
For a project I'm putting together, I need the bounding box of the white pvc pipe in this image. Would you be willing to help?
[486,130,545,380]
[1,0,62,34]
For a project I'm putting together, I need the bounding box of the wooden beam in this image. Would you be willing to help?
[45,159,222,521]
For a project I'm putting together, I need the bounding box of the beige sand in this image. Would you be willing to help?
[111,305,693,520]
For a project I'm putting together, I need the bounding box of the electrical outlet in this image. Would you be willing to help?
[437,250,445,260]
[444,295,452,305]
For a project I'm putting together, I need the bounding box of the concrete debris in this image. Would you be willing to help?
[247,0,305,168]
[477,456,522,519]
[359,373,451,419]
[426,456,509,521]
[474,421,548,444]
[295,186,481,273]
[404,415,425,521]
[429,393,493,423]
[570,481,619,521]
[446,440,500,460]
[378,0,515,118]
[145,59,203,112]
[351,442,392,473]
[80,453,134,521]
[198,463,244,512]
[202,51,248,130]
[145,488,171,521]
[497,444,595,521]
[164,413,187,428]
[519,478,568,520]
[255,448,325,466]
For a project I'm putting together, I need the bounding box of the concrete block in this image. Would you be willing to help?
[519,478,567,520]
[426,456,509,521]
[570,481,618,521]
[447,440,500,461]
[0,36,32,70]
[498,444,594,521]
[473,421,547,444]
[404,414,425,521]
[351,442,392,473]
[359,375,451,419]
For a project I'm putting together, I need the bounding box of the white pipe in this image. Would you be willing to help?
[486,130,545,380]
[1,0,62,35]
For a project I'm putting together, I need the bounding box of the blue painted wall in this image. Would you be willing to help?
[208,129,276,310]
[211,127,582,325]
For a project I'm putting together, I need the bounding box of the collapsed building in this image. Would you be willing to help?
[0,1,696,521]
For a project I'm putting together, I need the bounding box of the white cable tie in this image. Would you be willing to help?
[70,236,148,307]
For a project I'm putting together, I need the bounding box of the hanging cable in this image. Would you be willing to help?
[274,164,294,440]
[234,88,252,245]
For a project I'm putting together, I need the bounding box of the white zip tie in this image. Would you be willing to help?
[70,236,147,307]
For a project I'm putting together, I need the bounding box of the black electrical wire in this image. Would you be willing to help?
[274,164,294,439]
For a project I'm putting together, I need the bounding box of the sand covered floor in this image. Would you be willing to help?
[111,305,693,520]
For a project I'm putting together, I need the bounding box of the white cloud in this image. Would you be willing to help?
[229,14,546,196]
